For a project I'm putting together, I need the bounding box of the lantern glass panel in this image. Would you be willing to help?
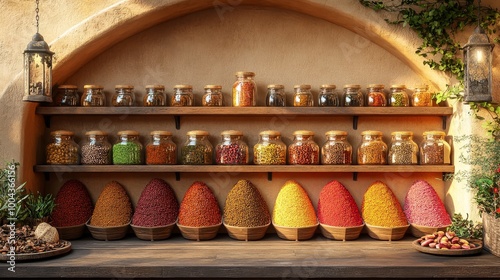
[23,51,53,102]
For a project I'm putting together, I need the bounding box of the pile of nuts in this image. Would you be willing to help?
[417,230,477,250]
[1,224,69,255]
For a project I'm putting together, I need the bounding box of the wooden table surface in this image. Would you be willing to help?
[2,233,500,279]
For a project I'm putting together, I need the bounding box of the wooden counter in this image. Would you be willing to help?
[3,234,500,279]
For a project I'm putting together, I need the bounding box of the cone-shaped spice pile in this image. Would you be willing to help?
[52,179,93,227]
[362,181,407,227]
[132,178,179,227]
[178,181,222,227]
[90,181,132,227]
[317,180,363,227]
[224,179,270,227]
[273,180,317,227]
[404,180,451,227]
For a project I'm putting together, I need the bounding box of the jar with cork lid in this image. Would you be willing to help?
[232,71,256,106]
[412,84,432,107]
[357,130,387,165]
[81,85,106,106]
[388,131,419,165]
[321,130,352,165]
[46,130,79,164]
[113,130,143,164]
[146,131,177,165]
[54,85,79,106]
[112,85,135,106]
[343,84,364,107]
[366,84,386,107]
[318,84,340,107]
[293,84,314,107]
[288,130,320,165]
[253,130,287,165]
[80,130,112,165]
[388,85,409,107]
[181,130,213,164]
[143,85,166,106]
[202,85,224,106]
[215,130,249,164]
[266,84,286,107]
[420,131,451,165]
[172,85,194,106]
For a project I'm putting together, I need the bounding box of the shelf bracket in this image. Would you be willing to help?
[442,116,447,130]
[267,172,272,181]
[175,172,180,181]
[174,116,181,130]
[43,115,51,128]
[352,172,358,181]
[352,116,358,130]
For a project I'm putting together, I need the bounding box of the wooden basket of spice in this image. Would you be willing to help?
[177,222,221,241]
[273,222,319,241]
[365,223,409,241]
[224,222,270,241]
[55,223,86,240]
[319,223,364,241]
[86,222,130,241]
[131,222,176,241]
[410,224,450,238]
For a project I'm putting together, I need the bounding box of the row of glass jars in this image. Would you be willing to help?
[46,129,450,165]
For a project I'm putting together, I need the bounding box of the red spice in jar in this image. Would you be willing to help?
[317,180,363,227]
[403,180,451,227]
[132,178,179,227]
[51,179,93,227]
[178,181,222,227]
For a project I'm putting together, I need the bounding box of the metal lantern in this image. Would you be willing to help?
[463,26,494,102]
[23,0,54,103]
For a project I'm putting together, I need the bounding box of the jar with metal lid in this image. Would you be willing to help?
[232,71,256,106]
[143,85,166,106]
[366,84,387,107]
[202,85,224,106]
[343,84,364,107]
[357,130,387,165]
[420,131,451,165]
[266,84,286,107]
[388,85,409,107]
[412,84,432,107]
[215,130,249,164]
[80,130,112,165]
[81,85,106,106]
[113,130,143,165]
[54,85,79,106]
[293,84,314,107]
[253,130,286,165]
[288,130,319,165]
[46,130,79,164]
[172,85,194,106]
[146,130,177,165]
[321,130,352,165]
[388,131,418,165]
[181,130,213,164]
[112,85,135,106]
[318,84,340,107]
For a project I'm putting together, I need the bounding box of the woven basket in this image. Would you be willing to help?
[273,222,318,241]
[55,223,86,240]
[409,223,450,238]
[86,222,130,241]
[365,224,409,241]
[131,222,176,241]
[319,223,364,241]
[177,222,221,241]
[224,222,270,241]
[483,213,500,257]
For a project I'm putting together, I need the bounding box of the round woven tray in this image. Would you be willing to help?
[319,223,364,241]
[273,222,319,241]
[223,222,270,241]
[177,222,221,241]
[131,222,176,241]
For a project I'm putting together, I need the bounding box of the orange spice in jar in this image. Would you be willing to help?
[232,71,256,106]
[412,84,432,107]
[146,131,177,165]
[366,84,386,107]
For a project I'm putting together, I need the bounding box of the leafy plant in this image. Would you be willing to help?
[0,161,29,223]
[24,191,56,220]
[448,213,483,239]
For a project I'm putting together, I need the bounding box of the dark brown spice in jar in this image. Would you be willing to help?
[202,85,224,106]
[171,85,194,106]
[420,131,450,164]
[288,130,319,164]
[223,179,271,227]
[321,130,352,165]
[90,181,132,227]
[51,179,93,227]
[357,130,387,165]
[132,178,179,227]
[81,130,112,165]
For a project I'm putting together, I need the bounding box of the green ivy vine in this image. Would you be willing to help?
[360,0,500,135]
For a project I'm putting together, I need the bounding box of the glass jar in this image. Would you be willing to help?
[253,130,286,165]
[143,84,166,106]
[321,130,352,165]
[81,85,106,106]
[202,85,224,106]
[181,130,213,164]
[113,130,143,165]
[366,84,387,107]
[293,84,314,107]
[389,85,409,107]
[288,130,319,165]
[46,130,79,164]
[388,131,419,165]
[146,130,177,165]
[232,71,256,106]
[412,84,432,107]
[420,131,451,165]
[171,85,194,106]
[54,85,79,106]
[318,84,340,107]
[80,130,112,165]
[215,130,249,164]
[112,85,135,106]
[343,84,364,107]
[357,130,387,165]
[266,84,286,107]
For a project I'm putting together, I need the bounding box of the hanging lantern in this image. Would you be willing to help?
[463,26,494,103]
[23,0,54,103]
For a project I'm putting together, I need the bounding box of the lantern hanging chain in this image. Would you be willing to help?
[477,0,481,28]
[35,0,39,33]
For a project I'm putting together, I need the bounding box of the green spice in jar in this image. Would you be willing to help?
[389,85,409,107]
[388,131,418,165]
[253,130,287,165]
[113,130,143,164]
[293,84,314,107]
[46,130,80,164]
[181,130,213,164]
[357,130,387,165]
